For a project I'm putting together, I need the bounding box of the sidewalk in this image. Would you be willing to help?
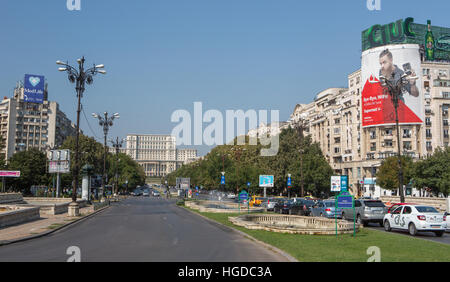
[0,205,97,242]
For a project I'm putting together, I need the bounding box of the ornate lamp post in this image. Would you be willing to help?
[92,112,119,198]
[56,57,106,205]
[110,137,125,195]
[379,73,410,203]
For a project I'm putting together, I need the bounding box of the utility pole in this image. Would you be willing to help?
[110,137,124,196]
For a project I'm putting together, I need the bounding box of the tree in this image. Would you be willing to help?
[7,148,49,195]
[412,147,450,197]
[376,156,414,191]
[166,127,334,197]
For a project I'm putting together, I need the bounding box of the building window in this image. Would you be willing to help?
[425,117,431,126]
[403,141,412,150]
[370,143,376,151]
[403,129,411,138]
[426,129,432,138]
[370,131,376,139]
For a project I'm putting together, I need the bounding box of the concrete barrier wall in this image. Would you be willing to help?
[380,196,448,212]
[0,193,24,204]
[0,206,40,228]
[229,214,358,235]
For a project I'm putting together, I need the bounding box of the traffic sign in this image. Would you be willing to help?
[287,176,292,187]
[239,190,248,200]
[220,175,225,185]
[247,182,251,187]
[0,171,20,177]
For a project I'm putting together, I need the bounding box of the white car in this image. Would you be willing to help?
[383,205,447,237]
[227,193,236,199]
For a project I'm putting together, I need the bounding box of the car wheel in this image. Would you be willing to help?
[434,231,444,237]
[384,220,391,232]
[408,223,417,236]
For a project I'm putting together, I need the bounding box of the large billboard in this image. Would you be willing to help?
[259,175,274,187]
[361,44,423,127]
[23,74,45,104]
[362,18,450,61]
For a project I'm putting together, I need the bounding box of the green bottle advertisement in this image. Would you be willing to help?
[425,20,435,61]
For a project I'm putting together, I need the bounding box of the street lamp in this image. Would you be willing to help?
[294,120,306,197]
[92,112,119,198]
[110,137,125,196]
[379,73,410,203]
[57,57,106,204]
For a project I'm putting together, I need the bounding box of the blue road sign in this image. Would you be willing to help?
[287,177,292,187]
[220,175,225,185]
[341,175,348,192]
[247,182,251,187]
[239,191,248,200]
[337,195,353,209]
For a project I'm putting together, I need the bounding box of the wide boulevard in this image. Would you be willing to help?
[0,197,287,262]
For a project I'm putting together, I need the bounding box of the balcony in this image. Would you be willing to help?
[426,146,433,151]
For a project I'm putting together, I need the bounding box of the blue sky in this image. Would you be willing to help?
[1,0,449,155]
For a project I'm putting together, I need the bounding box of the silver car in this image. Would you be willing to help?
[311,200,343,218]
[343,199,387,226]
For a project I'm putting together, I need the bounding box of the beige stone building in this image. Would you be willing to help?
[125,134,198,177]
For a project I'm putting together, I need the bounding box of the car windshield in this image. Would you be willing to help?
[415,206,438,213]
[324,202,334,207]
[364,201,385,207]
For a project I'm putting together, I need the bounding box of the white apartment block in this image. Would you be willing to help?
[125,134,197,177]
[289,62,450,198]
[0,83,78,160]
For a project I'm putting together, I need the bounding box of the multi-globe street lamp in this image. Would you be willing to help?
[56,57,106,204]
[379,73,411,203]
[92,112,119,198]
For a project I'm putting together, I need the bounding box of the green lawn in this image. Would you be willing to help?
[185,207,450,262]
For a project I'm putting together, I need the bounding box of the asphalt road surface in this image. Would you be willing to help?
[0,197,288,262]
[365,222,450,245]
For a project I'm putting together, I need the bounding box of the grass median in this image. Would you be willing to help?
[184,207,450,262]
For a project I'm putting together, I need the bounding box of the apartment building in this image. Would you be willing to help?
[125,134,198,177]
[289,61,450,197]
[0,82,78,160]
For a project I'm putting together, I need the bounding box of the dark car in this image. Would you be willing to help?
[273,199,293,214]
[288,198,316,216]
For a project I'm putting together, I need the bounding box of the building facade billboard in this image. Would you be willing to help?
[361,44,423,128]
[23,74,45,104]
[259,175,274,187]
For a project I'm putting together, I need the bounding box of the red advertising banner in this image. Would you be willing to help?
[361,44,423,127]
[0,171,21,177]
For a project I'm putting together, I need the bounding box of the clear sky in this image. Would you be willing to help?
[1,0,449,155]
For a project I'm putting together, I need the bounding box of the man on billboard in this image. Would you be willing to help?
[379,49,419,99]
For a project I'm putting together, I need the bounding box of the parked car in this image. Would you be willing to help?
[249,196,264,207]
[152,190,160,197]
[386,202,416,214]
[266,198,283,211]
[311,200,343,218]
[288,198,315,216]
[343,199,387,226]
[131,188,142,196]
[445,212,450,232]
[274,199,294,214]
[142,189,150,197]
[384,205,447,237]
[227,193,236,199]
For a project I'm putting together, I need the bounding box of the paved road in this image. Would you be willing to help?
[365,223,450,245]
[0,197,288,262]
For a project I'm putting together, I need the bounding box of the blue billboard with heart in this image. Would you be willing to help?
[24,74,45,103]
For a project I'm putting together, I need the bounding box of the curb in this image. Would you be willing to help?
[0,204,111,247]
[177,205,298,262]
